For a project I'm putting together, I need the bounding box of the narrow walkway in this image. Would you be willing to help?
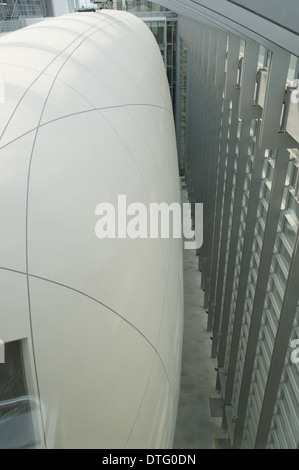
[173,187,226,449]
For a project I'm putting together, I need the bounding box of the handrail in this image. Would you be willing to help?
[0,396,41,410]
[0,396,43,422]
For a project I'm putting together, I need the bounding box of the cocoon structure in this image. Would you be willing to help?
[0,10,183,449]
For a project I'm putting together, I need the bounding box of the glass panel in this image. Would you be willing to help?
[261,183,271,202]
[278,238,292,268]
[287,196,299,221]
[0,341,40,449]
[282,213,297,247]
[269,276,283,311]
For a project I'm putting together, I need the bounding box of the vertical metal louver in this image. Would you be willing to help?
[179,11,299,449]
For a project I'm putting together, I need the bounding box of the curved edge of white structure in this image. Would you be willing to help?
[0,11,183,449]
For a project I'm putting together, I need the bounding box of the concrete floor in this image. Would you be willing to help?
[173,187,228,449]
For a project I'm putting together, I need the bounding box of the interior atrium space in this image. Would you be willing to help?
[0,0,299,450]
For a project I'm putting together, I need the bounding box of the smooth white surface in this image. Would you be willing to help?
[0,270,30,343]
[0,11,183,449]
[0,132,34,272]
[125,354,174,449]
[29,277,156,449]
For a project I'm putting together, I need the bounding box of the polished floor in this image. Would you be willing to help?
[173,186,228,449]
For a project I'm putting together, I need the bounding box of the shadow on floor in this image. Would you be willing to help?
[173,186,229,449]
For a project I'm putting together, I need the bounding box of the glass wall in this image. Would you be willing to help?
[0,341,41,449]
[123,0,168,12]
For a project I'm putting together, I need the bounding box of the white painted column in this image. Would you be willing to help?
[51,0,72,16]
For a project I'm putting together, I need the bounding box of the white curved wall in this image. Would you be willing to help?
[0,11,183,448]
